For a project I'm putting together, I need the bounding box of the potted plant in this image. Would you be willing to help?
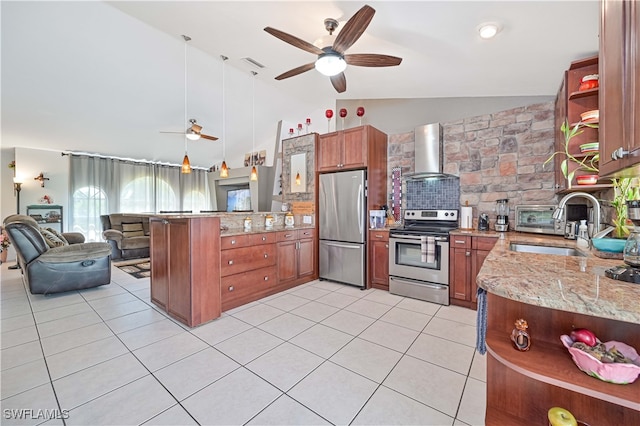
[543,119,599,189]
[610,177,640,239]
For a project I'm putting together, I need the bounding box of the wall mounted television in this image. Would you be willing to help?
[227,188,251,212]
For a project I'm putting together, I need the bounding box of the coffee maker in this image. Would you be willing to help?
[495,199,509,232]
[605,200,640,283]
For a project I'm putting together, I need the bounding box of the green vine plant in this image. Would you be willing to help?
[543,119,599,186]
[610,177,640,239]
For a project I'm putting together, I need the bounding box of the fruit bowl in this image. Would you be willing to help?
[560,335,640,384]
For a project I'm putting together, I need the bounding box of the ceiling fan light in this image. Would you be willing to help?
[250,166,258,181]
[181,154,192,174]
[220,160,229,178]
[315,54,347,76]
[478,23,500,39]
[186,128,201,140]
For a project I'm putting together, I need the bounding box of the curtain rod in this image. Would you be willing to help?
[61,151,211,171]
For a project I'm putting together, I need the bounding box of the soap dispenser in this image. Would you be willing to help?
[577,219,589,248]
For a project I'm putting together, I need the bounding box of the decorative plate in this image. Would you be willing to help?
[579,142,599,153]
[576,175,598,185]
[580,109,599,122]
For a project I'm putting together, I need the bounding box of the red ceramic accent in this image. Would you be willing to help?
[356,106,365,117]
[325,109,333,119]
[339,108,347,118]
[306,118,311,124]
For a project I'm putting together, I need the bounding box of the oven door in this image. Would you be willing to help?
[389,234,449,284]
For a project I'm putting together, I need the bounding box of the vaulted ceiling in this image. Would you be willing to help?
[2,1,599,169]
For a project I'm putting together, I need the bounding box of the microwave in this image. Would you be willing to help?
[514,205,564,235]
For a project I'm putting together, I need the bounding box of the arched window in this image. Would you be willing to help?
[72,186,108,242]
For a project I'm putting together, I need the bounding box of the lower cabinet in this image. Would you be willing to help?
[368,229,389,290]
[449,235,497,309]
[150,216,221,327]
[220,232,277,311]
[276,229,316,288]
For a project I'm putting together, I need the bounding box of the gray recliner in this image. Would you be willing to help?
[3,215,112,295]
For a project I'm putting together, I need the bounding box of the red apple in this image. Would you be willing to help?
[570,328,597,347]
[548,407,577,426]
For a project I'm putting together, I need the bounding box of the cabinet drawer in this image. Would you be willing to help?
[369,230,389,242]
[298,228,316,240]
[473,236,498,251]
[277,230,299,242]
[221,244,277,276]
[250,232,276,245]
[221,265,277,302]
[221,234,252,250]
[221,232,276,249]
[451,236,471,248]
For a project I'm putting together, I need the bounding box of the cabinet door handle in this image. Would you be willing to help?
[454,240,466,244]
[228,286,234,292]
[228,260,234,265]
[284,234,293,238]
[375,234,383,238]
[262,236,267,241]
[264,276,269,281]
[264,253,268,258]
[231,239,236,245]
[612,147,629,160]
[162,219,169,225]
[466,251,471,257]
[385,244,388,248]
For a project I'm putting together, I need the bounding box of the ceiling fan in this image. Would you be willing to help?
[160,119,218,141]
[264,4,402,93]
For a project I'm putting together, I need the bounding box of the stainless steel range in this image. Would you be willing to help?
[389,209,458,305]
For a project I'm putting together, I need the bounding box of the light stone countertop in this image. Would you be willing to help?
[476,232,640,325]
[220,225,315,237]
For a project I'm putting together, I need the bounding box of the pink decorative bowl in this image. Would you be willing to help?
[560,335,640,384]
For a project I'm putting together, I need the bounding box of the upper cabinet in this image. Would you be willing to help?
[317,125,386,172]
[599,0,640,177]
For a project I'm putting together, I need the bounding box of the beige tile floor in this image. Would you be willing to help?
[0,262,486,425]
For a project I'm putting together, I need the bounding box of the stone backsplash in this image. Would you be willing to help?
[388,101,557,226]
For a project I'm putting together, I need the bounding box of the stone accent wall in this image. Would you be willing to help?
[388,101,557,226]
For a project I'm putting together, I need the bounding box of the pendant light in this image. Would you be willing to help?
[295,172,301,186]
[181,35,192,174]
[219,55,229,178]
[250,71,258,182]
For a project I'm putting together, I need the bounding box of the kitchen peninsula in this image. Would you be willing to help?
[149,213,317,327]
[476,232,640,425]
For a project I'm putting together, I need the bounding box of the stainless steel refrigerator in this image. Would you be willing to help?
[319,169,366,288]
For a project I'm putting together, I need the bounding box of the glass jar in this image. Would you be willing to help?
[264,214,274,229]
[285,212,295,227]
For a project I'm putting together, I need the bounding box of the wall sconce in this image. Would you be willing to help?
[34,172,50,187]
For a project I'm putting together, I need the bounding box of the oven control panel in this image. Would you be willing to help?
[404,209,458,221]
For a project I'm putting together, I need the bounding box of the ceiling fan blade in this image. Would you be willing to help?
[330,72,347,93]
[159,131,184,134]
[200,134,219,141]
[344,53,402,67]
[190,123,202,133]
[264,27,324,55]
[275,62,316,80]
[332,5,375,54]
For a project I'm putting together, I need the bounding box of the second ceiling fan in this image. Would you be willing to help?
[161,119,218,141]
[264,4,402,93]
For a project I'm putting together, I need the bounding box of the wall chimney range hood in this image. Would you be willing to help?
[404,123,455,179]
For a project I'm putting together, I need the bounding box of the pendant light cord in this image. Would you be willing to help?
[221,55,228,162]
[251,71,257,166]
[182,35,191,155]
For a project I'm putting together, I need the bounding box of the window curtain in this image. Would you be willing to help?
[69,155,212,241]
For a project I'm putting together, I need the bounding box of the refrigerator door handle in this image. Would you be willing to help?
[321,241,362,250]
[357,183,363,235]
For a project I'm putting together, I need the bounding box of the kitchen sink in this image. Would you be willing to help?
[509,243,586,257]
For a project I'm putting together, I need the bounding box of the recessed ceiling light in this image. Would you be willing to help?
[478,23,500,39]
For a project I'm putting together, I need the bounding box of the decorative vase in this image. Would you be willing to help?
[1,249,8,264]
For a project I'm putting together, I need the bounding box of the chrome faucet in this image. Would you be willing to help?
[553,192,602,235]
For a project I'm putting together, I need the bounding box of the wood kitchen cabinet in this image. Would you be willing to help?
[553,56,606,192]
[150,216,221,327]
[317,125,387,172]
[276,228,316,287]
[449,235,497,309]
[368,229,389,290]
[220,232,277,311]
[599,0,640,177]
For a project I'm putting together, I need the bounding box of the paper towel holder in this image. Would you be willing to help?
[460,201,474,230]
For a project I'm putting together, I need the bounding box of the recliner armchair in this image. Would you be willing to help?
[3,215,112,295]
[100,213,150,260]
